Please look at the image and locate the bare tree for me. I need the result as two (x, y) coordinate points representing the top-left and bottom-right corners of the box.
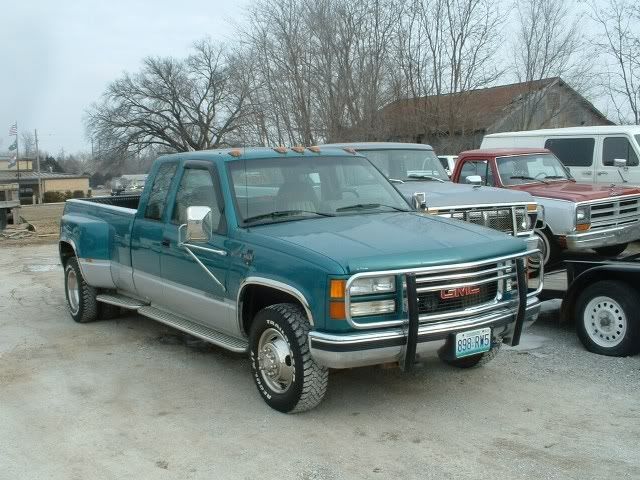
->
(391, 0), (506, 151)
(509, 0), (592, 130)
(20, 131), (35, 157)
(589, 0), (640, 124)
(86, 39), (255, 165)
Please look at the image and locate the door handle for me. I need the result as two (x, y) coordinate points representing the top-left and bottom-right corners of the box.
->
(161, 238), (170, 247)
(582, 171), (592, 176)
(597, 171), (608, 176)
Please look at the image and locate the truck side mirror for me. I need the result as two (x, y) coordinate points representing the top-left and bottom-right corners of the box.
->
(614, 158), (628, 169)
(412, 192), (427, 210)
(184, 205), (213, 243)
(466, 175), (482, 185)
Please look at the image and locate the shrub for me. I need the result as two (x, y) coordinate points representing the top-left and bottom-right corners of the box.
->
(72, 190), (85, 198)
(64, 190), (73, 200)
(43, 191), (66, 203)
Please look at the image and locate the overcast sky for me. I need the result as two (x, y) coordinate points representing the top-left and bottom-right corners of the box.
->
(0, 0), (247, 155)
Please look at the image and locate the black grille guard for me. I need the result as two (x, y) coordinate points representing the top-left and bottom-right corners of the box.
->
(402, 257), (527, 371)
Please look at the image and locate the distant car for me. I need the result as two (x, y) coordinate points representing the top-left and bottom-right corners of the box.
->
(438, 155), (458, 176)
(110, 186), (125, 196)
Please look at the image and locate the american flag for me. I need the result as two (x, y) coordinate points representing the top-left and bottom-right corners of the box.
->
(9, 122), (17, 136)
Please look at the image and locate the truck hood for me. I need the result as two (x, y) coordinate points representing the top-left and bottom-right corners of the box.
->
(510, 181), (640, 202)
(395, 181), (534, 208)
(250, 212), (527, 274)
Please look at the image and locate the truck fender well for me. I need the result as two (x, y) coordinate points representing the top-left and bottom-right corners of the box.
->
(560, 266), (640, 322)
(237, 278), (314, 336)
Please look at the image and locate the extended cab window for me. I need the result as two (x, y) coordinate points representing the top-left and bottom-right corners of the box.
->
(602, 137), (639, 167)
(544, 138), (594, 167)
(459, 160), (494, 185)
(172, 168), (223, 232)
(144, 162), (177, 220)
(363, 149), (449, 182)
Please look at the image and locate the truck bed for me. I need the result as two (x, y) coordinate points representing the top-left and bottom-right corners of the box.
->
(78, 194), (141, 210)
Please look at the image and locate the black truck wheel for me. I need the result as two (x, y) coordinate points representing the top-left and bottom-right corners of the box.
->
(575, 280), (640, 356)
(64, 257), (98, 323)
(249, 303), (328, 413)
(535, 228), (560, 266)
(594, 243), (628, 257)
(439, 342), (502, 368)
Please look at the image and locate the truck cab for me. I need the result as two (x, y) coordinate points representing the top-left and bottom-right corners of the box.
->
(453, 148), (640, 264)
(59, 147), (542, 413)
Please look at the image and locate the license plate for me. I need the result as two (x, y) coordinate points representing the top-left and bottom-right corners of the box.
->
(454, 328), (491, 358)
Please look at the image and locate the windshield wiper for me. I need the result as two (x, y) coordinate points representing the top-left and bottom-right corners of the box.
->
(243, 210), (335, 224)
(543, 175), (567, 180)
(336, 203), (409, 212)
(388, 178), (405, 184)
(405, 174), (445, 183)
(509, 175), (548, 184)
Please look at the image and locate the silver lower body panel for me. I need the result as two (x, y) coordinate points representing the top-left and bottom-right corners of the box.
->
(308, 297), (540, 369)
(565, 222), (640, 250)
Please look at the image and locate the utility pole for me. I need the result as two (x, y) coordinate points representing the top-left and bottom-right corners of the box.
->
(34, 129), (42, 204)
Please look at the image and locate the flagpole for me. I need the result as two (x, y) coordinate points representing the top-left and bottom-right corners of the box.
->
(35, 129), (42, 204)
(15, 121), (20, 182)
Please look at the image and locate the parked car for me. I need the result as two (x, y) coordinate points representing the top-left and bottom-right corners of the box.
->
(438, 155), (458, 176)
(452, 148), (640, 264)
(542, 256), (640, 357)
(481, 126), (640, 186)
(59, 146), (542, 413)
(323, 143), (542, 252)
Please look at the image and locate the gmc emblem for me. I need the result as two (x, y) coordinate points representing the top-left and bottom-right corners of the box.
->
(440, 286), (481, 300)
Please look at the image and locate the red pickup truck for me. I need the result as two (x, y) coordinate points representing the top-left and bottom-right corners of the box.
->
(451, 148), (640, 264)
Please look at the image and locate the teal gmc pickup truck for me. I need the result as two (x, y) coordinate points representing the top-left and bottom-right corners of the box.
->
(59, 147), (543, 413)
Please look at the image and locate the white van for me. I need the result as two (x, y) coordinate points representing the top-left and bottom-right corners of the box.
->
(481, 126), (640, 185)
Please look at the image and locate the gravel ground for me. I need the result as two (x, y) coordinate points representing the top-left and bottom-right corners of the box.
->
(0, 244), (639, 480)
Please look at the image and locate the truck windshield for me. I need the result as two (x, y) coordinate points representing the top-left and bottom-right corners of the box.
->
(496, 154), (572, 185)
(228, 155), (411, 225)
(360, 149), (450, 182)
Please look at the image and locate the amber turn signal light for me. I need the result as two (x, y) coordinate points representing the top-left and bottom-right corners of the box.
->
(329, 279), (346, 299)
(576, 223), (591, 232)
(329, 302), (346, 320)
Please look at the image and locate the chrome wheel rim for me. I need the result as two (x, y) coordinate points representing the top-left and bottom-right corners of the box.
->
(535, 231), (550, 265)
(257, 327), (294, 393)
(584, 296), (627, 348)
(66, 268), (80, 315)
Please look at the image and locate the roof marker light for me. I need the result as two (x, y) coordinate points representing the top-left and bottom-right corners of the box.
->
(291, 146), (305, 153)
(343, 147), (357, 155)
(273, 146), (288, 154)
(229, 149), (242, 157)
(308, 146), (321, 153)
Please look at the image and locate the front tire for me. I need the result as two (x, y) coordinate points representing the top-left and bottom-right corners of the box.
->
(575, 280), (640, 356)
(439, 342), (502, 368)
(64, 257), (98, 323)
(594, 243), (628, 257)
(535, 228), (560, 266)
(249, 303), (328, 413)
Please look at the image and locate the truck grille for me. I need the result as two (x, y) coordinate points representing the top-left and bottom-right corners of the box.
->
(435, 206), (529, 235)
(589, 196), (640, 229)
(413, 260), (516, 322)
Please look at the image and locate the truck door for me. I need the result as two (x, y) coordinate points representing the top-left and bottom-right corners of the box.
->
(544, 137), (596, 183)
(131, 161), (178, 303)
(159, 161), (237, 337)
(596, 135), (640, 185)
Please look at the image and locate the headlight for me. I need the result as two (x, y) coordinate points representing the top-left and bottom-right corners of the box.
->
(576, 205), (591, 225)
(350, 299), (396, 317)
(349, 275), (396, 295)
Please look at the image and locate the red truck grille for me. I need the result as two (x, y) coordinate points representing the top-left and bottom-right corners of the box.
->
(589, 196), (640, 229)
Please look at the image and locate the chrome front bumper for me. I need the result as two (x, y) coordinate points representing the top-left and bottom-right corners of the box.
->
(565, 222), (640, 250)
(308, 297), (541, 369)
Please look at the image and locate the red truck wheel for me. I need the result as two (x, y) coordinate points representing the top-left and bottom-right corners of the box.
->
(249, 303), (328, 413)
(575, 280), (640, 356)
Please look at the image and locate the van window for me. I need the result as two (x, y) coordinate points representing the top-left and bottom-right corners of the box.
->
(544, 138), (595, 167)
(602, 137), (639, 167)
(144, 162), (178, 220)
